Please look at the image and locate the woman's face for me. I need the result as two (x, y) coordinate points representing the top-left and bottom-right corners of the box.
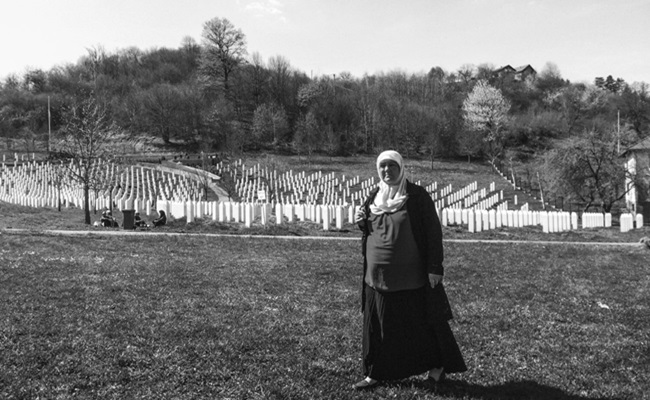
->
(378, 159), (401, 185)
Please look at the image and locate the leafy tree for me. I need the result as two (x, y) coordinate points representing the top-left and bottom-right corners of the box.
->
(619, 83), (650, 136)
(536, 62), (567, 94)
(508, 110), (563, 152)
(297, 81), (323, 108)
(296, 76), (358, 155)
(462, 80), (511, 162)
(545, 84), (607, 135)
(245, 52), (270, 108)
(324, 125), (340, 160)
(176, 83), (206, 141)
(201, 98), (242, 153)
(293, 110), (320, 163)
(595, 75), (626, 93)
(456, 127), (483, 163)
(23, 69), (48, 93)
(252, 103), (289, 145)
(47, 64), (92, 99)
(0, 80), (52, 149)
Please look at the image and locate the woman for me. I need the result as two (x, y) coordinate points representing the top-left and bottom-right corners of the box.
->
(353, 150), (466, 390)
(152, 210), (167, 227)
(100, 210), (119, 228)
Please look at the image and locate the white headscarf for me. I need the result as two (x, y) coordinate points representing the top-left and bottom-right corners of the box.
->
(370, 150), (408, 215)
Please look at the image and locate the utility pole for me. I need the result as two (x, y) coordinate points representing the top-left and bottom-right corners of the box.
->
(617, 109), (620, 154)
(47, 96), (51, 156)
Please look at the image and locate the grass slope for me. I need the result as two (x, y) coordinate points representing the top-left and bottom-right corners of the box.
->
(1, 232), (648, 399)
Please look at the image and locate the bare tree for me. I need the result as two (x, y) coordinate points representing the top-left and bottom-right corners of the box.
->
(200, 17), (247, 98)
(55, 95), (121, 224)
(268, 55), (292, 106)
(139, 83), (181, 143)
(248, 52), (269, 108)
(44, 159), (68, 212)
(538, 128), (637, 212)
(188, 153), (217, 201)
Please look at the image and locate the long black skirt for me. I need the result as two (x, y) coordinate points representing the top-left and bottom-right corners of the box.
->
(362, 284), (467, 380)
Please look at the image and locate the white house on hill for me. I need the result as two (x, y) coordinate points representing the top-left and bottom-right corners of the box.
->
(622, 136), (650, 217)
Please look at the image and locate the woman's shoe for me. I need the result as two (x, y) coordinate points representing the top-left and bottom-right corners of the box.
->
(427, 368), (445, 383)
(352, 377), (378, 390)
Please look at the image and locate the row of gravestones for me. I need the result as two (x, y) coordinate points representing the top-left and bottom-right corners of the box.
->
(2, 155), (540, 219)
(4, 180), (644, 234)
(0, 161), (207, 212)
(620, 213), (644, 232)
(157, 199), (356, 230)
(151, 197), (645, 234)
(223, 160), (507, 210)
(13, 158), (641, 234)
(443, 208), (644, 233)
(229, 161), (504, 213)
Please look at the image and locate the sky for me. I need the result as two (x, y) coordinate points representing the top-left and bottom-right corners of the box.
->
(1, 0), (649, 84)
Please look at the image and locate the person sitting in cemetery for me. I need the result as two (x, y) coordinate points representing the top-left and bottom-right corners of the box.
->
(352, 150), (466, 390)
(134, 212), (147, 228)
(152, 210), (167, 227)
(100, 210), (119, 228)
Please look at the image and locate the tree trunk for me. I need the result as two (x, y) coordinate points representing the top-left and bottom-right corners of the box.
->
(163, 127), (170, 143)
(537, 172), (545, 210)
(603, 200), (612, 213)
(84, 185), (91, 225)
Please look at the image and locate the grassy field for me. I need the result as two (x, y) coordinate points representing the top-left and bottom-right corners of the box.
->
(1, 229), (648, 399)
(2, 155), (649, 399)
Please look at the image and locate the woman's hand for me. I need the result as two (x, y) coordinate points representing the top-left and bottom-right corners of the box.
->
(354, 206), (366, 223)
(429, 273), (443, 287)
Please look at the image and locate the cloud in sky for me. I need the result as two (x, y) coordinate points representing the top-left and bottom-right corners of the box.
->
(245, 0), (287, 23)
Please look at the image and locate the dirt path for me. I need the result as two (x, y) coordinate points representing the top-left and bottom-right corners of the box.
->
(2, 228), (646, 247)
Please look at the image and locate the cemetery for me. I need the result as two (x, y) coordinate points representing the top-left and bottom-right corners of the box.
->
(1, 151), (646, 234)
(1, 3), (649, 398)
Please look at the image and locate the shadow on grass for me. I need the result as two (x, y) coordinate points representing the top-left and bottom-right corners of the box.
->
(392, 378), (623, 400)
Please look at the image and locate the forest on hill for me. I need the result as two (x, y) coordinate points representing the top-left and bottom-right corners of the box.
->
(1, 17), (649, 212)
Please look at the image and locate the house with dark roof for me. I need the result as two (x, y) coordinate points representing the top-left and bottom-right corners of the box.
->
(493, 64), (537, 81)
(513, 65), (537, 80)
(622, 136), (650, 217)
(494, 65), (516, 77)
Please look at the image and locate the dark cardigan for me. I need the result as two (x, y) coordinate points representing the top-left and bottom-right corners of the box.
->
(359, 180), (445, 312)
